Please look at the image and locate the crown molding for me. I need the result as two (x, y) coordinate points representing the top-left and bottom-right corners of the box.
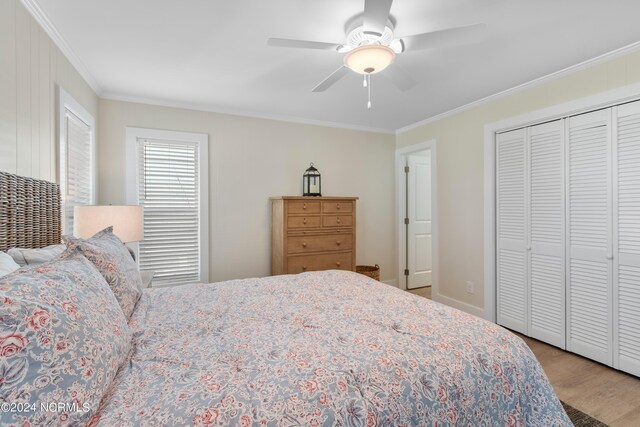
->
(20, 0), (102, 95)
(395, 40), (640, 135)
(100, 92), (396, 135)
(20, 0), (640, 136)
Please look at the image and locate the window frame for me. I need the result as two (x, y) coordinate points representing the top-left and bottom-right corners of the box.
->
(57, 86), (96, 235)
(125, 127), (210, 285)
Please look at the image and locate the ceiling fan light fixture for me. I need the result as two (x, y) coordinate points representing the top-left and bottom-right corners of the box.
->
(343, 45), (395, 74)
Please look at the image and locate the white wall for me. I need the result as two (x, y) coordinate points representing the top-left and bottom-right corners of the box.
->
(0, 0), (98, 182)
(9, 0), (640, 303)
(397, 49), (640, 312)
(98, 99), (396, 283)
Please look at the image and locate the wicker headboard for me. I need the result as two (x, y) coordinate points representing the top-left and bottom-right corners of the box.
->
(0, 172), (62, 252)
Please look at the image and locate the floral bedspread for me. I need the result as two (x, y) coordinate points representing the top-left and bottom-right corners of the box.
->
(91, 270), (570, 426)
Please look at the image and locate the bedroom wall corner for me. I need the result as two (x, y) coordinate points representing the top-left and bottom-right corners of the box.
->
(396, 47), (640, 316)
(0, 0), (99, 183)
(97, 99), (397, 284)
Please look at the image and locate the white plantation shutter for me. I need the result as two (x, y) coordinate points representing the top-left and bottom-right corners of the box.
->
(614, 101), (640, 376)
(566, 109), (613, 365)
(496, 128), (528, 334)
(137, 139), (202, 286)
(59, 90), (95, 234)
(528, 120), (565, 348)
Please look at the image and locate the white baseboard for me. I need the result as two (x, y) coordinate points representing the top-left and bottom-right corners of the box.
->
(432, 292), (484, 318)
(382, 279), (398, 287)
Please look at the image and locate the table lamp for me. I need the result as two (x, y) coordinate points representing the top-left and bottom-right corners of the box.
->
(73, 205), (144, 258)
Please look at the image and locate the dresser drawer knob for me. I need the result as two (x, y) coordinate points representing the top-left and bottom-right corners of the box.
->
(303, 218), (307, 224)
(302, 242), (307, 247)
(336, 262), (341, 267)
(336, 240), (341, 246)
(302, 266), (307, 271)
(337, 218), (341, 223)
(303, 203), (307, 210)
(336, 203), (341, 210)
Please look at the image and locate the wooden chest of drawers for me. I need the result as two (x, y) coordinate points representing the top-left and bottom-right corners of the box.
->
(271, 196), (357, 276)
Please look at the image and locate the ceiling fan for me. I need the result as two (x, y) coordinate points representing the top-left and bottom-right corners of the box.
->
(267, 0), (486, 108)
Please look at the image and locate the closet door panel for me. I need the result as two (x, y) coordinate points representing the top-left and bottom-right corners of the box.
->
(529, 120), (565, 348)
(615, 101), (640, 375)
(496, 128), (528, 334)
(567, 109), (613, 366)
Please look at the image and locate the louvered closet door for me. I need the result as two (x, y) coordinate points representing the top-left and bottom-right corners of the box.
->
(528, 120), (565, 348)
(496, 128), (528, 334)
(567, 109), (613, 365)
(614, 101), (640, 376)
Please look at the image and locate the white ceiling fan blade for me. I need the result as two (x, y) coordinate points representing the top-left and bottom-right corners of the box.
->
(267, 38), (341, 51)
(402, 23), (487, 51)
(382, 65), (418, 91)
(312, 66), (350, 92)
(363, 0), (393, 36)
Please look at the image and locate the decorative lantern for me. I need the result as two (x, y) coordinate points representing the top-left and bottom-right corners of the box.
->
(303, 163), (322, 197)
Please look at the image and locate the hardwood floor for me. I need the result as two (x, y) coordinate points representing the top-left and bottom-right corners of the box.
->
(407, 286), (431, 299)
(407, 287), (640, 426)
(519, 335), (640, 426)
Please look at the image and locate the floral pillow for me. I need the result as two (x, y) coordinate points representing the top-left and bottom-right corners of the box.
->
(0, 250), (131, 426)
(64, 227), (143, 320)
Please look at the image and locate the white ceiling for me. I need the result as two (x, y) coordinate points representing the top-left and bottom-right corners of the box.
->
(35, 0), (640, 132)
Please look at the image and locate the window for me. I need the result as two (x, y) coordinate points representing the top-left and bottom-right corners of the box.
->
(58, 87), (96, 234)
(126, 128), (209, 286)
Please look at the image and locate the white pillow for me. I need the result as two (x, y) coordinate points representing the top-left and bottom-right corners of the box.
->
(7, 244), (66, 266)
(0, 251), (20, 277)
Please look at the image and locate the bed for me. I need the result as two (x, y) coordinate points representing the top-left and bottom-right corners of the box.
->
(0, 172), (571, 426)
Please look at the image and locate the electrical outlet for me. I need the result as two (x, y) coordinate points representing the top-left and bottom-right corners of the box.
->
(466, 281), (475, 294)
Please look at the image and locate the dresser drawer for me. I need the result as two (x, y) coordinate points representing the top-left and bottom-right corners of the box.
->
(322, 201), (353, 214)
(322, 215), (353, 228)
(287, 215), (321, 229)
(287, 234), (353, 254)
(287, 201), (321, 214)
(287, 252), (353, 274)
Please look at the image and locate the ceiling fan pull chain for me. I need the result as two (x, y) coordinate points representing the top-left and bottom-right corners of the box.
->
(367, 74), (372, 109)
(363, 75), (368, 88)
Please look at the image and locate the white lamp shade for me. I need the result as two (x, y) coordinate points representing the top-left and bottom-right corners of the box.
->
(74, 205), (144, 243)
(343, 45), (395, 74)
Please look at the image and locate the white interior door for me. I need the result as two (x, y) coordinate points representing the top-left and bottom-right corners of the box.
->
(566, 109), (613, 366)
(528, 120), (566, 348)
(407, 150), (432, 289)
(496, 128), (528, 334)
(614, 101), (640, 376)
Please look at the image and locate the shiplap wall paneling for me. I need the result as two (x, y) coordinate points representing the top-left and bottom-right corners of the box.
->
(566, 109), (613, 366)
(0, 0), (17, 173)
(528, 120), (566, 348)
(0, 0), (97, 182)
(9, 0), (54, 180)
(614, 100), (640, 376)
(496, 128), (529, 334)
(16, 3), (32, 177)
